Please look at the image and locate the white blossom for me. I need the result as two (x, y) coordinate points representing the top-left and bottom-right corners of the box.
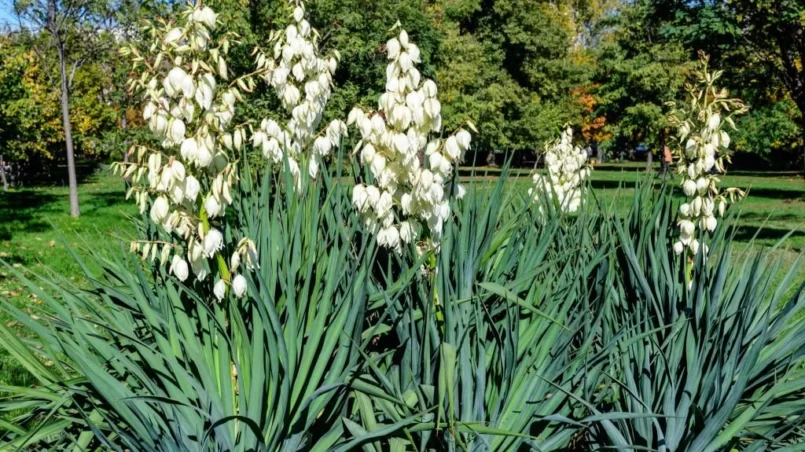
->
(184, 176), (201, 202)
(170, 256), (190, 281)
(164, 28), (183, 44)
(214, 279), (226, 300)
(205, 195), (222, 218)
(194, 6), (216, 28)
(348, 28), (471, 253)
(150, 196), (170, 223)
(203, 228), (224, 258)
(667, 54), (747, 260)
(232, 274), (248, 297)
(168, 119), (186, 144)
(253, 4), (343, 188)
(528, 127), (590, 214)
(230, 252), (241, 273)
(683, 180), (697, 197)
(116, 2), (256, 285)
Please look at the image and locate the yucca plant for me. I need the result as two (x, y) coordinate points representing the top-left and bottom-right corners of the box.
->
(590, 181), (805, 451)
(2, 1), (804, 443)
(0, 161), (374, 450)
(333, 172), (630, 451)
(3, 167), (805, 451)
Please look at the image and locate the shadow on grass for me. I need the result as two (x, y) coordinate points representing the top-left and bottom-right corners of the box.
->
(590, 178), (669, 191)
(0, 173), (128, 243)
(730, 170), (804, 178)
(743, 187), (805, 201)
(589, 178), (805, 200)
(732, 225), (805, 248)
(0, 191), (58, 240)
(740, 212), (805, 222)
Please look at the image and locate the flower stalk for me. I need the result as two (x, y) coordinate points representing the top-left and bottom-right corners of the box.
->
(667, 52), (748, 265)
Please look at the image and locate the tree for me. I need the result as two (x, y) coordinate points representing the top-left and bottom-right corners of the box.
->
(473, 0), (593, 151)
(711, 0), (805, 171)
(0, 34), (66, 169)
(643, 0), (805, 170)
(434, 1), (523, 154)
(594, 0), (689, 168)
(572, 84), (610, 162)
(12, 0), (114, 216)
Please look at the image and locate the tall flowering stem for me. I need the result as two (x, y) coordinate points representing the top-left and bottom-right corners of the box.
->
(528, 126), (591, 214)
(114, 2), (258, 299)
(667, 52), (748, 277)
(251, 1), (347, 189)
(348, 26), (474, 254)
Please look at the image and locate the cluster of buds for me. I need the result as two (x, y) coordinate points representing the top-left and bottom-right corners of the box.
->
(348, 27), (473, 253)
(115, 2), (260, 299)
(667, 53), (748, 258)
(528, 127), (591, 214)
(252, 2), (347, 186)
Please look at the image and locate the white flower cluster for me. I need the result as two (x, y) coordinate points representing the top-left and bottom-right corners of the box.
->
(116, 3), (258, 299)
(668, 56), (747, 258)
(252, 2), (347, 187)
(528, 127), (590, 214)
(348, 29), (472, 253)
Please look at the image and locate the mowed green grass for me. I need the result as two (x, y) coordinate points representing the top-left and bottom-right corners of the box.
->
(591, 162), (805, 249)
(0, 170), (138, 386)
(0, 163), (803, 387)
(465, 162), (805, 249)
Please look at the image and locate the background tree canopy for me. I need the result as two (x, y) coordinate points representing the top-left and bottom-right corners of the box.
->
(1, 0), (804, 179)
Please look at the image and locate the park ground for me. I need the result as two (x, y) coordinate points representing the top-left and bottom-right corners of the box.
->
(0, 162), (803, 386)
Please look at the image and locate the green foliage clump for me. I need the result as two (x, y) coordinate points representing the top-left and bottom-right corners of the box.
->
(2, 165), (804, 449)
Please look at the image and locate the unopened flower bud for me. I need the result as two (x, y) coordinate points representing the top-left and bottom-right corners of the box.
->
(293, 6), (304, 22)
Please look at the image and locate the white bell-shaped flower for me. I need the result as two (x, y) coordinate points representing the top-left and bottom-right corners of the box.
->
(213, 279), (226, 300)
(232, 274), (247, 297)
(150, 196), (170, 223)
(203, 228), (224, 257)
(170, 256), (190, 281)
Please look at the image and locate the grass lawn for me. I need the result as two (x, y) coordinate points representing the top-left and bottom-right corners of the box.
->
(0, 170), (138, 387)
(464, 162), (805, 249)
(0, 163), (803, 387)
(591, 162), (805, 249)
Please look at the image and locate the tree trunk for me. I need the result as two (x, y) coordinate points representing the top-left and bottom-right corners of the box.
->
(799, 116), (805, 177)
(122, 114), (131, 192)
(58, 42), (80, 217)
(645, 146), (653, 171)
(0, 156), (8, 192)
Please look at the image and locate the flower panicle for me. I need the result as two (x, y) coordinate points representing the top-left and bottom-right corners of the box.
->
(114, 2), (258, 298)
(668, 54), (748, 261)
(251, 1), (346, 188)
(528, 126), (591, 215)
(347, 28), (472, 254)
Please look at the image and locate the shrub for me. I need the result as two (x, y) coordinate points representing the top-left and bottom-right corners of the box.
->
(2, 2), (805, 450)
